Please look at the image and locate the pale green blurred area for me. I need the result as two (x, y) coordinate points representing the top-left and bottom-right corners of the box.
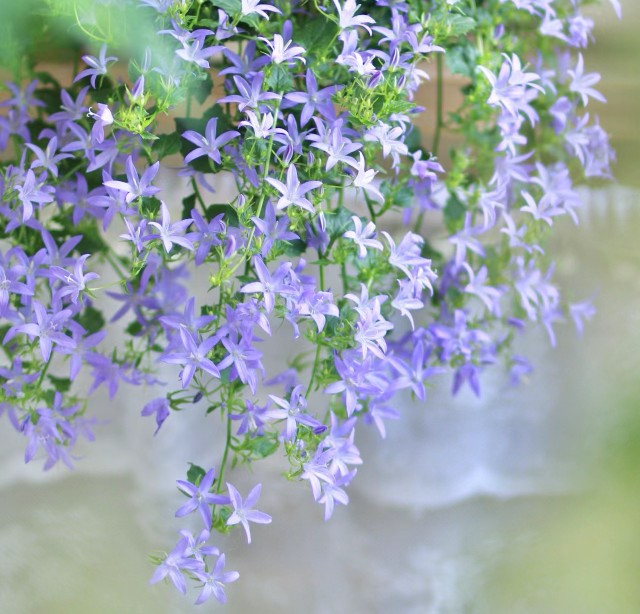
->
(1, 2), (640, 613)
(479, 3), (640, 608)
(584, 0), (640, 188)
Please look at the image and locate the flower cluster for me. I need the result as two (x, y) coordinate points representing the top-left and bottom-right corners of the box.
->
(0, 0), (618, 604)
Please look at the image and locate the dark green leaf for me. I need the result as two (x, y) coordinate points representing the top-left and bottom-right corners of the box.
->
(265, 64), (294, 94)
(48, 375), (72, 393)
(447, 14), (477, 37)
(153, 132), (182, 159)
(324, 206), (353, 240)
(186, 463), (206, 486)
(443, 193), (467, 234)
(76, 305), (106, 335)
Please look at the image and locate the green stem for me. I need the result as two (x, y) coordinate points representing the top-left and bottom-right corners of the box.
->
(104, 250), (127, 281)
(363, 192), (377, 224)
(230, 96), (282, 277)
(216, 404), (233, 494)
(305, 343), (323, 398)
(432, 52), (444, 157)
(340, 261), (348, 295)
(36, 352), (54, 391)
(191, 177), (206, 211)
(305, 260), (325, 398)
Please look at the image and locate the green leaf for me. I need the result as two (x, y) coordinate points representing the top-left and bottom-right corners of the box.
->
(279, 238), (307, 257)
(186, 462), (206, 486)
(76, 305), (106, 335)
(447, 14), (477, 37)
(445, 44), (478, 79)
(140, 196), (162, 220)
(324, 207), (353, 240)
(181, 193), (197, 220)
(265, 64), (294, 94)
(297, 18), (339, 56)
(153, 132), (182, 159)
(206, 203), (239, 227)
(443, 193), (467, 234)
(126, 320), (143, 337)
(48, 375), (72, 393)
(209, 0), (241, 17)
(193, 72), (214, 105)
(250, 434), (279, 459)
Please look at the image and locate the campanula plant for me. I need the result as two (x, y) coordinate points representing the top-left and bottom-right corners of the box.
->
(0, 0), (619, 604)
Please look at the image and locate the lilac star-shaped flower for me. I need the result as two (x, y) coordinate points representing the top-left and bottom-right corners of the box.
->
(175, 467), (230, 529)
(225, 483), (272, 544)
(182, 117), (240, 165)
(193, 554), (240, 605)
(73, 44), (117, 88)
(240, 256), (297, 313)
(266, 165), (322, 213)
(103, 156), (161, 203)
(146, 203), (194, 253)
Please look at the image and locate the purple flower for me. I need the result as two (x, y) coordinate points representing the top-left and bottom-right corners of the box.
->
(87, 103), (114, 144)
(478, 54), (543, 124)
(180, 528), (219, 561)
(103, 156), (161, 203)
(241, 0), (281, 18)
(219, 73), (280, 112)
(149, 535), (203, 595)
(568, 53), (606, 107)
(147, 203), (194, 253)
(16, 169), (55, 222)
(182, 117), (240, 165)
(391, 281), (423, 329)
(267, 385), (324, 441)
(463, 264), (503, 316)
(333, 0), (376, 34)
(141, 397), (170, 435)
(175, 467), (230, 529)
(260, 34), (306, 65)
(389, 341), (444, 401)
(266, 165), (322, 213)
(311, 125), (362, 171)
(225, 483), (272, 543)
(176, 38), (224, 69)
(9, 301), (75, 362)
(161, 328), (221, 388)
(351, 298), (393, 359)
(230, 399), (269, 436)
(73, 44), (117, 88)
(84, 353), (130, 399)
(193, 554), (239, 605)
(284, 69), (340, 126)
(188, 209), (226, 265)
(350, 153), (384, 201)
(240, 256), (297, 313)
(251, 201), (298, 257)
(569, 299), (596, 336)
(318, 469), (354, 520)
(217, 334), (263, 394)
(26, 136), (72, 178)
(0, 263), (33, 316)
(50, 254), (99, 305)
(343, 216), (383, 258)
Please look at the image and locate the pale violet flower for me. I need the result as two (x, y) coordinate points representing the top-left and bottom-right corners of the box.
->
(241, 0), (281, 19)
(350, 153), (384, 202)
(343, 216), (383, 258)
(260, 34), (306, 65)
(225, 483), (272, 544)
(266, 165), (322, 213)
